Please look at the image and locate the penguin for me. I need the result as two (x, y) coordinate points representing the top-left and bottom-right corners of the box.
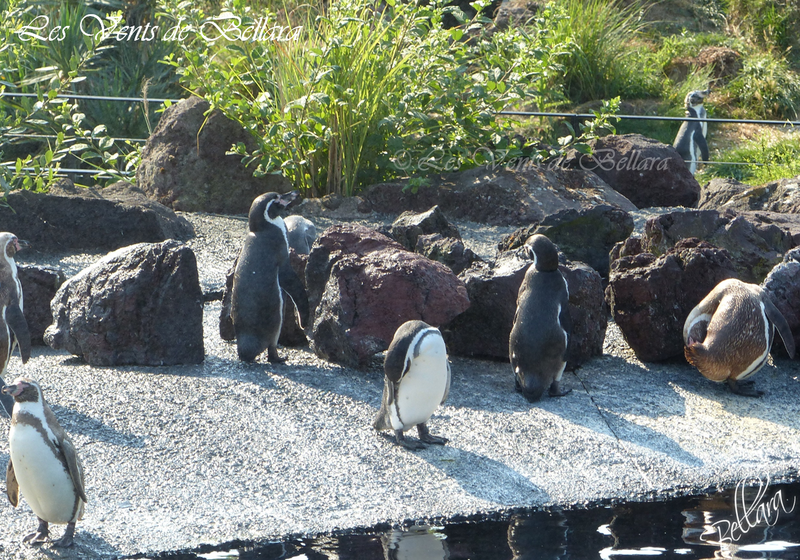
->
(509, 234), (572, 402)
(684, 278), (796, 397)
(673, 89), (711, 174)
(284, 215), (317, 255)
(373, 320), (451, 450)
(231, 192), (310, 363)
(0, 232), (31, 418)
(3, 377), (87, 547)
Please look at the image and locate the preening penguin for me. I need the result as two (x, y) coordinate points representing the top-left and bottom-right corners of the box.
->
(509, 234), (572, 402)
(0, 232), (31, 417)
(4, 378), (87, 547)
(684, 278), (796, 397)
(231, 192), (310, 363)
(373, 321), (451, 450)
(673, 89), (711, 174)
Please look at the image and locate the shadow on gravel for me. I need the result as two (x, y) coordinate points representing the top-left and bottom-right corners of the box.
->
(52, 405), (146, 448)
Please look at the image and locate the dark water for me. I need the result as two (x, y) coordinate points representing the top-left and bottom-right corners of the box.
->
(161, 479), (800, 560)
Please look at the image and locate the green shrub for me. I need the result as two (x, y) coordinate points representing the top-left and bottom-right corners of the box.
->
(699, 131), (800, 183)
(727, 52), (800, 119)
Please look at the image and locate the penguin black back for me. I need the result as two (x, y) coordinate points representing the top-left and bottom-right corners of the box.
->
(509, 235), (571, 402)
(0, 232), (31, 417)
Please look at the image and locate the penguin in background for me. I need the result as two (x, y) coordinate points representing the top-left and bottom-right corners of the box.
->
(684, 278), (796, 397)
(4, 377), (87, 547)
(231, 192), (310, 363)
(284, 215), (317, 255)
(0, 232), (31, 417)
(673, 89), (711, 174)
(373, 321), (451, 450)
(509, 235), (571, 402)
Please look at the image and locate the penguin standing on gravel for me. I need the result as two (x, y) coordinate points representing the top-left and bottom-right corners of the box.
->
(684, 278), (796, 397)
(4, 377), (87, 547)
(231, 192), (310, 363)
(673, 89), (711, 174)
(0, 232), (31, 417)
(509, 234), (572, 402)
(373, 320), (451, 450)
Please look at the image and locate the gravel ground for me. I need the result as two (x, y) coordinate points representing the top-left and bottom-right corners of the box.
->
(1, 211), (799, 559)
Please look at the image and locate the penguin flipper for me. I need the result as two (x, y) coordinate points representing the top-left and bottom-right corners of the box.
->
(696, 132), (709, 162)
(441, 361), (451, 405)
(6, 458), (19, 507)
(5, 302), (31, 363)
(763, 298), (796, 358)
(372, 379), (394, 431)
(60, 437), (88, 504)
(279, 262), (310, 329)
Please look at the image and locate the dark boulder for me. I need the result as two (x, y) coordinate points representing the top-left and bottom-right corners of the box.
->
(762, 247), (800, 357)
(643, 209), (793, 283)
(699, 176), (800, 213)
(386, 206), (461, 251)
(306, 224), (470, 367)
(136, 96), (291, 214)
(18, 265), (65, 346)
(415, 234), (480, 276)
(497, 205), (634, 277)
(44, 240), (204, 366)
(442, 250), (606, 368)
(606, 239), (738, 362)
(0, 181), (194, 252)
(360, 165), (636, 226)
(564, 134), (700, 209)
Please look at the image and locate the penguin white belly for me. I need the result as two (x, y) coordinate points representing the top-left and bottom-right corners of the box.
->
(9, 424), (81, 523)
(391, 354), (449, 431)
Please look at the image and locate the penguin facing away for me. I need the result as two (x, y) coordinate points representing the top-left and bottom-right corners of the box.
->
(684, 278), (796, 397)
(4, 377), (87, 547)
(0, 232), (31, 417)
(509, 234), (572, 402)
(373, 320), (451, 450)
(231, 192), (310, 363)
(673, 89), (711, 175)
(284, 215), (317, 255)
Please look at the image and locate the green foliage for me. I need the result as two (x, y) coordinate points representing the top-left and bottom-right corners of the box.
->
(171, 0), (569, 196)
(698, 131), (800, 183)
(726, 0), (800, 54)
(727, 52), (800, 119)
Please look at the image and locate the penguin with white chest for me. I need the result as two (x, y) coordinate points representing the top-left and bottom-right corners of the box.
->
(684, 278), (796, 397)
(509, 235), (572, 402)
(231, 192), (310, 363)
(4, 377), (87, 547)
(0, 232), (31, 417)
(373, 321), (451, 450)
(673, 89), (711, 174)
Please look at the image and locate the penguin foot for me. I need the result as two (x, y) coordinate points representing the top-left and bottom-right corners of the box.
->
(417, 423), (448, 445)
(394, 430), (427, 451)
(51, 523), (76, 548)
(22, 518), (48, 545)
(267, 347), (285, 364)
(727, 379), (764, 398)
(548, 381), (572, 398)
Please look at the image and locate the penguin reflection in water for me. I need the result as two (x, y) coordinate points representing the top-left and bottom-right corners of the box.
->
(231, 192), (310, 363)
(4, 378), (87, 547)
(0, 232), (31, 417)
(684, 278), (796, 397)
(374, 321), (451, 450)
(510, 235), (572, 402)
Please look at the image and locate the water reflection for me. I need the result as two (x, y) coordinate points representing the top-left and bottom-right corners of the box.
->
(177, 481), (800, 560)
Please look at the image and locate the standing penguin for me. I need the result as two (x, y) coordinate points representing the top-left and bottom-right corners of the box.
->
(509, 235), (572, 402)
(673, 89), (711, 174)
(373, 321), (451, 450)
(0, 232), (31, 417)
(231, 192), (310, 363)
(4, 377), (87, 547)
(284, 215), (317, 255)
(684, 278), (796, 397)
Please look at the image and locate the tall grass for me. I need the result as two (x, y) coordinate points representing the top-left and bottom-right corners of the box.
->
(699, 132), (800, 183)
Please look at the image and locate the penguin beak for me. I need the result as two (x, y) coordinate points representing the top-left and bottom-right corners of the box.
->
(14, 238), (30, 252)
(277, 191), (300, 209)
(2, 383), (23, 397)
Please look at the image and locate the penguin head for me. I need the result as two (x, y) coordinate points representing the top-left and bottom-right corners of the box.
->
(524, 234), (559, 272)
(0, 232), (28, 260)
(248, 191), (300, 232)
(684, 89), (710, 110)
(2, 377), (41, 404)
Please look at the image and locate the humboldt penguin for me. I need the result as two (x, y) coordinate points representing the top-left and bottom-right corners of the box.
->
(4, 377), (87, 547)
(509, 234), (572, 402)
(673, 89), (711, 174)
(284, 215), (317, 255)
(684, 278), (796, 397)
(0, 232), (31, 417)
(231, 192), (310, 363)
(373, 320), (451, 450)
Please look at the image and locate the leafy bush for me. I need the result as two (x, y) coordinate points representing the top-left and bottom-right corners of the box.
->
(699, 131), (800, 183)
(727, 52), (800, 119)
(170, 0), (570, 196)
